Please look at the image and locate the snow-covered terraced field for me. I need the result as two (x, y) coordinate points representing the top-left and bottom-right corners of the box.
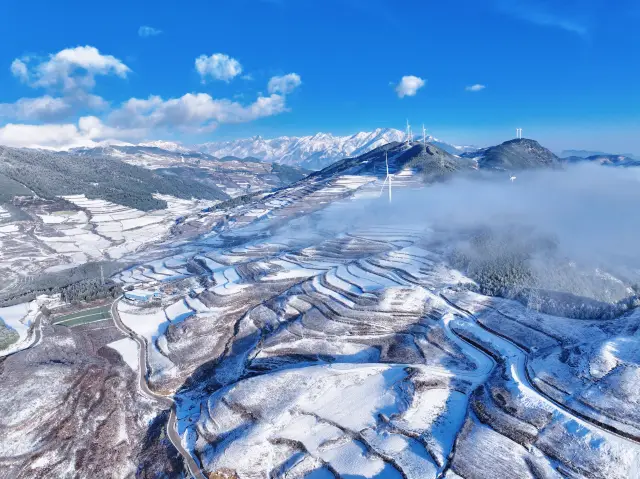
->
(0, 193), (221, 293)
(110, 192), (640, 479)
(61, 194), (217, 260)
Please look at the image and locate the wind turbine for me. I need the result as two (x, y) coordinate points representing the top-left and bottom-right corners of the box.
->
(510, 173), (517, 182)
(405, 119), (413, 146)
(422, 124), (427, 148)
(379, 151), (393, 203)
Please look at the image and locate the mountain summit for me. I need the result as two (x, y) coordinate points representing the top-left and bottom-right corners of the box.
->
(462, 138), (560, 171)
(315, 140), (474, 183)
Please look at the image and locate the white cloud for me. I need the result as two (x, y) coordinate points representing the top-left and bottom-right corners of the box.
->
(78, 115), (146, 141)
(0, 85), (290, 149)
(2, 46), (127, 122)
(0, 123), (100, 150)
(465, 84), (486, 92)
(0, 49), (302, 147)
(0, 122), (94, 150)
(195, 53), (242, 83)
(109, 91), (288, 132)
(395, 75), (425, 98)
(10, 59), (28, 82)
(267, 73), (302, 95)
(77, 92), (109, 110)
(0, 91), (108, 122)
(0, 116), (145, 150)
(138, 26), (162, 37)
(0, 96), (71, 121)
(12, 46), (131, 91)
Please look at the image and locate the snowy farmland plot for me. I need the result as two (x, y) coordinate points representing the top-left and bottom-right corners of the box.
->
(0, 194), (222, 304)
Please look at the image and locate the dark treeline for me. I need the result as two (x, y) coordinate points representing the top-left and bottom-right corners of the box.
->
(0, 146), (227, 211)
(203, 191), (266, 212)
(0, 261), (128, 307)
(0, 173), (32, 203)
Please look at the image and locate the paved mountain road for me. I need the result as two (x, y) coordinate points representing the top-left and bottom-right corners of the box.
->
(110, 298), (207, 479)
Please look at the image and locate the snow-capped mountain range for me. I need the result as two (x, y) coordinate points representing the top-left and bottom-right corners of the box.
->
(192, 128), (476, 170)
(22, 128), (474, 171)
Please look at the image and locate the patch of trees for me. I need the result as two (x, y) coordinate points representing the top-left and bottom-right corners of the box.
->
(204, 191), (265, 212)
(451, 248), (535, 298)
(0, 202), (32, 222)
(0, 261), (128, 307)
(0, 319), (20, 351)
(0, 173), (32, 203)
(271, 163), (309, 184)
(449, 225), (640, 320)
(449, 225), (544, 298)
(60, 278), (122, 303)
(0, 146), (227, 211)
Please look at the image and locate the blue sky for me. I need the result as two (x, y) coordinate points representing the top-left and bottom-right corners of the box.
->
(0, 0), (638, 153)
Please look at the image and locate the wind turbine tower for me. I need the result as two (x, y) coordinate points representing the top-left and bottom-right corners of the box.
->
(379, 151), (393, 203)
(516, 128), (523, 139)
(422, 124), (427, 148)
(406, 119), (413, 146)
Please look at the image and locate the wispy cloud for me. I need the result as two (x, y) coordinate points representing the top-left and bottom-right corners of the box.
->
(493, 0), (590, 37)
(466, 84), (486, 92)
(138, 26), (162, 38)
(268, 73), (301, 95)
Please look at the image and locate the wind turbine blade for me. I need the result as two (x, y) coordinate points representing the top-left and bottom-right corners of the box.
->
(379, 176), (389, 196)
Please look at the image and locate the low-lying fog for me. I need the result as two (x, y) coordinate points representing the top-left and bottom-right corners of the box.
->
(274, 163), (640, 315)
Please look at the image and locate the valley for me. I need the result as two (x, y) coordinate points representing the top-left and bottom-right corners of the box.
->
(1, 138), (639, 478)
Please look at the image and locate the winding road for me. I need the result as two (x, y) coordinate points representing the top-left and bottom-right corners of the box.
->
(440, 291), (640, 447)
(110, 298), (207, 479)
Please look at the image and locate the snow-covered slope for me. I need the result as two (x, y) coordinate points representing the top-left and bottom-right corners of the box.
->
(195, 128), (476, 170)
(138, 140), (191, 153)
